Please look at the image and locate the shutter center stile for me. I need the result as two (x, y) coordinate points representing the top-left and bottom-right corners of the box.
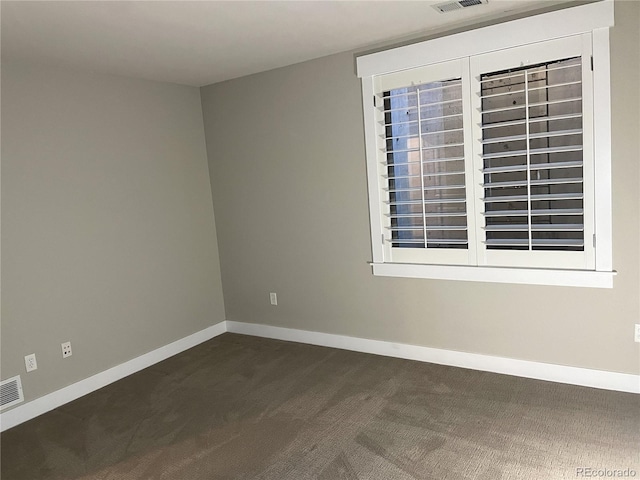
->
(416, 87), (429, 249)
(524, 68), (533, 251)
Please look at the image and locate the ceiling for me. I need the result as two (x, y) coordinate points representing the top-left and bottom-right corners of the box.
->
(1, 0), (573, 87)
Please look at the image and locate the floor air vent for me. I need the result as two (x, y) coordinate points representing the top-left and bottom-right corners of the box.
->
(1, 375), (24, 410)
(433, 0), (488, 13)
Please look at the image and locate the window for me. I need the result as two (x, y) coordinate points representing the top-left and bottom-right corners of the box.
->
(378, 59), (473, 266)
(358, 1), (614, 287)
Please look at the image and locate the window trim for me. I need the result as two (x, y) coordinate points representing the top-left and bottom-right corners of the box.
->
(357, 0), (615, 288)
(357, 1), (614, 78)
(371, 263), (615, 289)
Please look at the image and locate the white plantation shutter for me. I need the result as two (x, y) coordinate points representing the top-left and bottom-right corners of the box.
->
(369, 37), (595, 270)
(358, 2), (614, 285)
(471, 35), (595, 270)
(374, 60), (476, 265)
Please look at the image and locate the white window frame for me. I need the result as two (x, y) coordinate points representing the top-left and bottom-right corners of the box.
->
(357, 0), (615, 288)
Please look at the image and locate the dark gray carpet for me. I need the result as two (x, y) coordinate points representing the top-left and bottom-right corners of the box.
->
(1, 333), (638, 479)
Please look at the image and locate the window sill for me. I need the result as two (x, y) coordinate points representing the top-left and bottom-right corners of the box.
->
(370, 263), (616, 288)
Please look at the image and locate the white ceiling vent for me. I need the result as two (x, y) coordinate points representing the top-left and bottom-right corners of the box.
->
(1, 375), (24, 410)
(433, 0), (488, 13)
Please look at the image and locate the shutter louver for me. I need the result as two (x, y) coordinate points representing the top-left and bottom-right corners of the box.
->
(380, 79), (468, 249)
(480, 57), (585, 251)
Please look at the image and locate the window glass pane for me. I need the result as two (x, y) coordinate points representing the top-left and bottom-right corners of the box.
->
(382, 79), (467, 249)
(481, 57), (584, 252)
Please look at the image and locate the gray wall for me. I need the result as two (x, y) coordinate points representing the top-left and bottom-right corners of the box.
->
(1, 61), (226, 405)
(201, 0), (640, 375)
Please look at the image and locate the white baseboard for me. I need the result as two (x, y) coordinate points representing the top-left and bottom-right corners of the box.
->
(226, 321), (640, 395)
(0, 322), (227, 432)
(3, 319), (637, 432)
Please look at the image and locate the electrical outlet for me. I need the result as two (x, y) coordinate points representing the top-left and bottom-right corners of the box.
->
(269, 292), (277, 306)
(24, 353), (38, 372)
(635, 324), (640, 343)
(61, 341), (72, 358)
